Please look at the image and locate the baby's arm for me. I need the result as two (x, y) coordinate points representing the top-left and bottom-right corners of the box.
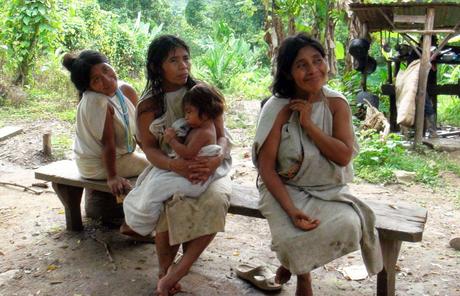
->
(167, 127), (213, 160)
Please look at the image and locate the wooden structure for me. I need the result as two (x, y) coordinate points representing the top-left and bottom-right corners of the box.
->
(350, 2), (460, 146)
(35, 160), (428, 296)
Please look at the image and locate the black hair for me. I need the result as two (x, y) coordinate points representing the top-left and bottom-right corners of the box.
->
(62, 50), (109, 99)
(272, 33), (326, 99)
(182, 83), (225, 120)
(140, 35), (196, 117)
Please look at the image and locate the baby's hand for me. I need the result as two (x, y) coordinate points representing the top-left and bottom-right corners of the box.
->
(164, 128), (177, 144)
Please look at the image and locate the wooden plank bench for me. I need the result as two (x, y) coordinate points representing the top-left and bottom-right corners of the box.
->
(35, 160), (427, 296)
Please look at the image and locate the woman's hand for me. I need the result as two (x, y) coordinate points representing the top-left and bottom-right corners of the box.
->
(107, 176), (132, 196)
(188, 154), (222, 184)
(163, 127), (176, 144)
(169, 158), (192, 179)
(288, 208), (320, 231)
(289, 99), (313, 130)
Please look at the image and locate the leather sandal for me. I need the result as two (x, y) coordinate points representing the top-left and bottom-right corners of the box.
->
(236, 264), (282, 291)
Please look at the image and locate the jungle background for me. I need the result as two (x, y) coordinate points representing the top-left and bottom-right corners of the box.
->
(1, 0), (460, 189)
(1, 1), (460, 295)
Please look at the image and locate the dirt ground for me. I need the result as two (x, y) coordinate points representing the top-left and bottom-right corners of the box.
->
(1, 101), (460, 295)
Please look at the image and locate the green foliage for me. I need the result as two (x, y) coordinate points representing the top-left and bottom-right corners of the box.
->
(436, 64), (460, 125)
(328, 70), (361, 100)
(227, 68), (271, 99)
(208, 0), (265, 42)
(60, 1), (161, 78)
(335, 41), (345, 60)
(98, 0), (174, 29)
(438, 95), (460, 126)
(354, 131), (460, 186)
(1, 0), (60, 85)
(185, 0), (207, 28)
(0, 49), (77, 125)
(51, 133), (73, 160)
(195, 22), (264, 91)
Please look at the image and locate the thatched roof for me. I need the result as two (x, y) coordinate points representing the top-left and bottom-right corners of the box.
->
(349, 2), (460, 32)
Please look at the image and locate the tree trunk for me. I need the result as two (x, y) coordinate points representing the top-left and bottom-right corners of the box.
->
(264, 1), (285, 76)
(343, 0), (365, 72)
(325, 0), (337, 77)
(288, 17), (296, 36)
(14, 23), (39, 86)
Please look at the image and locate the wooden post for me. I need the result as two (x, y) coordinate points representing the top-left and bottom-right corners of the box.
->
(43, 132), (52, 156)
(52, 183), (84, 231)
(377, 236), (402, 296)
(414, 8), (435, 147)
(360, 22), (369, 92)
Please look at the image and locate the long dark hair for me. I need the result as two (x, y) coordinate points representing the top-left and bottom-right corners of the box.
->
(272, 33), (325, 99)
(182, 83), (225, 120)
(141, 35), (196, 117)
(62, 50), (109, 99)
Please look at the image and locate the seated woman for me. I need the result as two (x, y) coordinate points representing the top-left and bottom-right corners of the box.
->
(252, 33), (382, 295)
(62, 51), (149, 216)
(122, 83), (226, 237)
(133, 35), (232, 295)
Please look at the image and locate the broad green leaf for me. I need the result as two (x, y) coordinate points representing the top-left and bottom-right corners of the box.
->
(335, 41), (344, 60)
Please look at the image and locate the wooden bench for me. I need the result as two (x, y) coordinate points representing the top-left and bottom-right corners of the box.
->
(35, 160), (427, 296)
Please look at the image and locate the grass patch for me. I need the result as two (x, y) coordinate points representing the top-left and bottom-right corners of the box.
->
(0, 85), (77, 125)
(438, 95), (460, 127)
(51, 133), (73, 160)
(354, 131), (460, 186)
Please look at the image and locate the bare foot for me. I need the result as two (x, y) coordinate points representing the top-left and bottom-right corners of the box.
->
(157, 274), (181, 296)
(275, 265), (292, 285)
(157, 269), (181, 295)
(120, 222), (155, 243)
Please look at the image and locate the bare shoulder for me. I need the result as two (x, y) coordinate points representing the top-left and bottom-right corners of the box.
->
(273, 104), (292, 126)
(188, 125), (216, 144)
(326, 96), (350, 115)
(120, 83), (138, 105)
(137, 99), (155, 115)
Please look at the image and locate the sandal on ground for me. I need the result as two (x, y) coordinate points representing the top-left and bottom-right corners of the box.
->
(235, 264), (282, 291)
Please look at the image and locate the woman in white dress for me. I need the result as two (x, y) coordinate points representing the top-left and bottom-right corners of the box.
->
(253, 33), (382, 295)
(132, 35), (232, 295)
(62, 50), (148, 197)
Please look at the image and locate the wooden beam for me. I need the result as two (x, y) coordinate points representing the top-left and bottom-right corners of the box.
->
(394, 29), (456, 34)
(431, 21), (460, 61)
(414, 8), (435, 147)
(0, 126), (23, 142)
(394, 15), (426, 24)
(430, 84), (460, 96)
(377, 8), (422, 58)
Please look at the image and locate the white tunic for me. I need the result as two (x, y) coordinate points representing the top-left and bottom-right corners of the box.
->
(252, 86), (383, 275)
(74, 84), (145, 179)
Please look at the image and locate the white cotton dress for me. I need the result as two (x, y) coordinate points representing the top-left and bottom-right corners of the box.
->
(124, 87), (233, 244)
(73, 83), (147, 179)
(252, 86), (383, 275)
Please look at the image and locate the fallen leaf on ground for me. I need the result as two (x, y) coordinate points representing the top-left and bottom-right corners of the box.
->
(339, 265), (368, 281)
(47, 264), (59, 272)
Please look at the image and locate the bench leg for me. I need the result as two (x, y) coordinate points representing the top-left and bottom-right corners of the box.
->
(52, 183), (84, 231)
(377, 236), (402, 296)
